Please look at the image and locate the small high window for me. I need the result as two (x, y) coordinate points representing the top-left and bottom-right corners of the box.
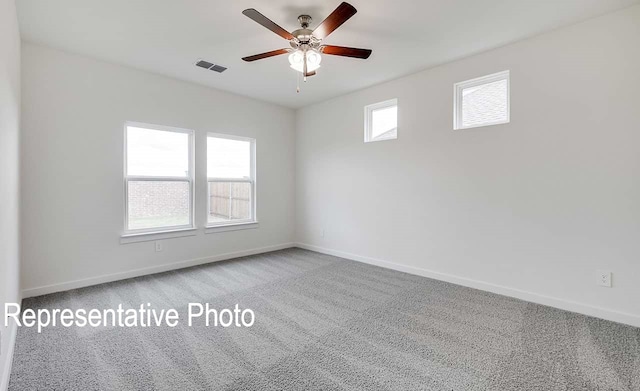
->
(454, 70), (510, 130)
(365, 99), (398, 142)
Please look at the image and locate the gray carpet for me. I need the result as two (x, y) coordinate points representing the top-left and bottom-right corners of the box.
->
(9, 248), (640, 390)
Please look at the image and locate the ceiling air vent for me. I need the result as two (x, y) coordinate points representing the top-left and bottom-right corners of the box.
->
(210, 65), (227, 73)
(195, 59), (227, 73)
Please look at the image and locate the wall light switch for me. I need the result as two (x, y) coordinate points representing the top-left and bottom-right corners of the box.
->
(155, 241), (163, 252)
(596, 270), (612, 287)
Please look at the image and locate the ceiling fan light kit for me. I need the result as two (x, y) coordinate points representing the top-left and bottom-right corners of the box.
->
(241, 2), (372, 92)
(288, 50), (321, 73)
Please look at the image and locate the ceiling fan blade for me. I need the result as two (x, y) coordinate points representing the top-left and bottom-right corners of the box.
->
(320, 45), (372, 59)
(313, 2), (357, 40)
(242, 9), (294, 40)
(242, 49), (290, 62)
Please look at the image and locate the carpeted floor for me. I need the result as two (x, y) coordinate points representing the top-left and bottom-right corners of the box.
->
(9, 248), (640, 390)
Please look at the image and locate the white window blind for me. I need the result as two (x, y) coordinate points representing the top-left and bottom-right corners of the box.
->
(454, 71), (510, 130)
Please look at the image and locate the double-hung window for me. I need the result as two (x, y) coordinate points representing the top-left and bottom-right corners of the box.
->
(124, 123), (195, 234)
(207, 133), (256, 227)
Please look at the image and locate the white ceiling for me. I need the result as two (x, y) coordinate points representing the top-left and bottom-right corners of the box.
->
(17, 0), (638, 108)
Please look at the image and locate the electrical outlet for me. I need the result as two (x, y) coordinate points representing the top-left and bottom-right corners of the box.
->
(596, 270), (612, 287)
(155, 241), (163, 252)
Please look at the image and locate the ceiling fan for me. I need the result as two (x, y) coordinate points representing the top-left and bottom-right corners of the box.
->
(241, 2), (372, 81)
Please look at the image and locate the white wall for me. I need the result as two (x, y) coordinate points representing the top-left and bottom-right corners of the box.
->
(0, 0), (21, 388)
(20, 43), (296, 294)
(296, 6), (640, 326)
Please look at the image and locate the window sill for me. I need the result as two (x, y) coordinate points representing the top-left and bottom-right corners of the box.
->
(454, 119), (510, 131)
(205, 222), (259, 234)
(365, 134), (397, 143)
(120, 227), (198, 244)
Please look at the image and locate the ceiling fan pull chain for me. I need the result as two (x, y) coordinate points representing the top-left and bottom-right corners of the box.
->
(303, 48), (308, 82)
(296, 72), (300, 93)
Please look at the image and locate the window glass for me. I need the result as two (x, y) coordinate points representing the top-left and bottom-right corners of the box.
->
(127, 126), (189, 177)
(371, 105), (398, 139)
(207, 137), (251, 179)
(365, 99), (398, 142)
(127, 181), (190, 230)
(208, 182), (252, 225)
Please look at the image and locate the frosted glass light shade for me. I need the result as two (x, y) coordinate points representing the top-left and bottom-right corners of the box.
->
(288, 50), (321, 73)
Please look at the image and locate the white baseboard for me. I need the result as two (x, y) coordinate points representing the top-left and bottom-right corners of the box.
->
(22, 243), (295, 299)
(295, 242), (640, 328)
(0, 311), (18, 391)
(19, 241), (640, 328)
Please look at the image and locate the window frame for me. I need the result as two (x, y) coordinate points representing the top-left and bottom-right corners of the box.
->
(123, 121), (196, 236)
(206, 132), (257, 228)
(364, 98), (398, 143)
(453, 70), (510, 130)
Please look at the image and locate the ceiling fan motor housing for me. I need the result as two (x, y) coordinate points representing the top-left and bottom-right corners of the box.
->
(291, 29), (315, 43)
(291, 15), (319, 46)
(298, 15), (312, 28)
